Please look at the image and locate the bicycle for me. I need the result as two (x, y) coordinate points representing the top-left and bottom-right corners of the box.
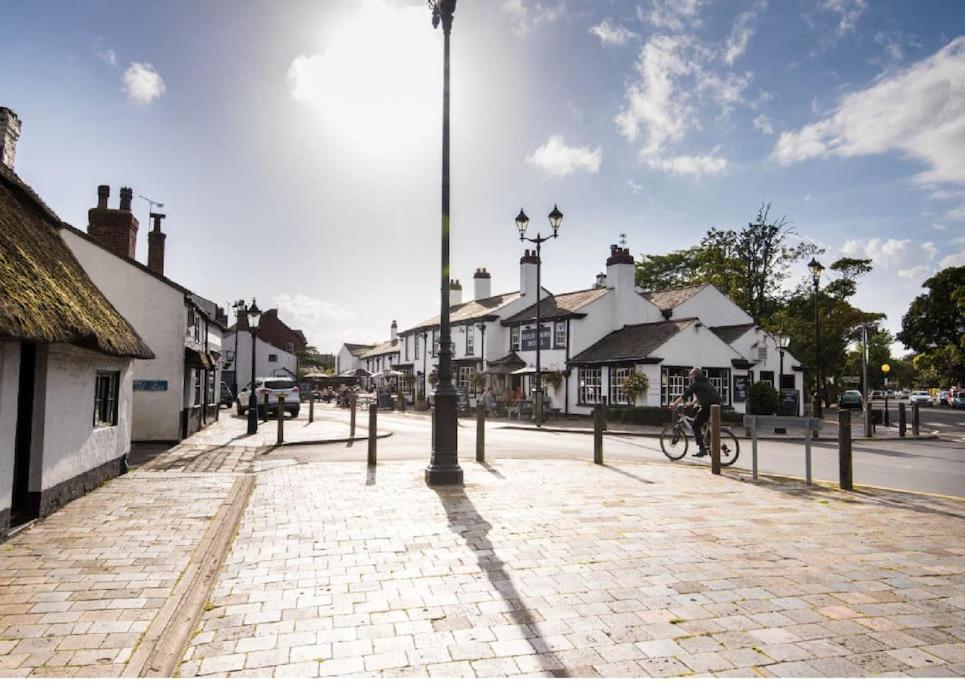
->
(660, 405), (740, 465)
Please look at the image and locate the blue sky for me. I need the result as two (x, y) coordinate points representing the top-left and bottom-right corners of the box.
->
(2, 0), (963, 353)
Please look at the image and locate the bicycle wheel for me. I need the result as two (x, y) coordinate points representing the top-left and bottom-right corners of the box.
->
(659, 425), (688, 460)
(718, 428), (740, 466)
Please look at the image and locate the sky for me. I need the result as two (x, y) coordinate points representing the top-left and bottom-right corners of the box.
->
(2, 0), (964, 355)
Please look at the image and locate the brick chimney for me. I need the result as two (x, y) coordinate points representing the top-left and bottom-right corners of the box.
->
(473, 268), (491, 301)
(390, 320), (398, 342)
(147, 212), (166, 276)
(88, 185), (139, 260)
(0, 107), (22, 170)
(449, 279), (463, 307)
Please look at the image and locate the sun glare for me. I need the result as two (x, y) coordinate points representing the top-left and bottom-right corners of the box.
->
(288, 0), (441, 152)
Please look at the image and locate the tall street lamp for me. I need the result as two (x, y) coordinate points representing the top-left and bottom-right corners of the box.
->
(426, 0), (462, 486)
(808, 258), (825, 418)
(777, 331), (790, 414)
(516, 204), (563, 427)
(244, 299), (262, 435)
(881, 362), (891, 426)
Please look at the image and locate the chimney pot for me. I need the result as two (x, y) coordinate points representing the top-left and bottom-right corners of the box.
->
(119, 186), (133, 211)
(147, 212), (166, 276)
(97, 185), (110, 209)
(0, 107), (22, 170)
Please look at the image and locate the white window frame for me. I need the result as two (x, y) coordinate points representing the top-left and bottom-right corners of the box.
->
(661, 366), (689, 406)
(578, 367), (602, 405)
(510, 326), (520, 351)
(703, 367), (731, 406)
(465, 327), (475, 356)
(554, 320), (566, 348)
(609, 366), (632, 405)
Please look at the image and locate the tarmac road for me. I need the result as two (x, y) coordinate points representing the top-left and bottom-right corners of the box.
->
(280, 406), (965, 498)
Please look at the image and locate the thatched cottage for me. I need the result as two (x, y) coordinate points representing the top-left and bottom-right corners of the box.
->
(0, 107), (153, 533)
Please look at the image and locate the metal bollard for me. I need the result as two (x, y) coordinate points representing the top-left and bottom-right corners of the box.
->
(309, 392), (315, 424)
(276, 393), (286, 444)
(898, 402), (906, 437)
(476, 402), (485, 463)
(367, 404), (377, 467)
(593, 407), (604, 465)
(710, 404), (721, 475)
(912, 402), (920, 436)
(601, 397), (608, 431)
(350, 394), (357, 438)
(884, 395), (890, 427)
(838, 409), (853, 490)
(262, 391), (270, 422)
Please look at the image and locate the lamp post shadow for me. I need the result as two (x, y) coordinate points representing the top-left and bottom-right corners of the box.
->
(431, 486), (571, 677)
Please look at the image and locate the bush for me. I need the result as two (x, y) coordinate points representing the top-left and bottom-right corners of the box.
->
(747, 382), (779, 415)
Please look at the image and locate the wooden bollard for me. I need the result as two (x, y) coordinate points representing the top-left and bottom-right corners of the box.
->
(710, 404), (721, 475)
(350, 394), (357, 438)
(912, 402), (920, 436)
(367, 404), (377, 467)
(309, 392), (315, 423)
(276, 393), (286, 444)
(898, 402), (906, 437)
(476, 402), (485, 462)
(838, 409), (853, 490)
(593, 407), (604, 465)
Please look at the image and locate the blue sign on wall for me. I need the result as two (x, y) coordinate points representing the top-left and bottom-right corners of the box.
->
(134, 380), (168, 392)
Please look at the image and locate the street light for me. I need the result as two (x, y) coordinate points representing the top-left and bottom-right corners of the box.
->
(244, 299), (262, 435)
(808, 257), (825, 417)
(426, 0), (462, 486)
(882, 362), (891, 426)
(517, 204), (563, 427)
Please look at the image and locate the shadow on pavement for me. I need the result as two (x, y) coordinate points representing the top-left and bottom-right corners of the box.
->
(432, 487), (571, 677)
(600, 464), (656, 485)
(476, 461), (505, 479)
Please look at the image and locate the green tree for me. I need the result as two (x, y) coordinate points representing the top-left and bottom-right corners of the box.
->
(898, 266), (964, 388)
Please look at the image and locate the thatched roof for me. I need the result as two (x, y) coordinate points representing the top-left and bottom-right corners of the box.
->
(0, 165), (154, 359)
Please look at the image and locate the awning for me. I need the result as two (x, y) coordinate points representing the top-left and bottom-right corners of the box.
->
(185, 347), (213, 370)
(510, 366), (557, 375)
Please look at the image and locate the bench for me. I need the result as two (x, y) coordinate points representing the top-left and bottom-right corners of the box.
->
(743, 415), (825, 484)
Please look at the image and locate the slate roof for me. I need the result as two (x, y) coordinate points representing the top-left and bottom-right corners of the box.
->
(489, 351), (525, 367)
(400, 291), (522, 335)
(0, 164), (154, 359)
(502, 287), (609, 325)
(343, 342), (375, 358)
(641, 284), (707, 311)
(711, 323), (756, 345)
(359, 339), (400, 359)
(569, 319), (696, 364)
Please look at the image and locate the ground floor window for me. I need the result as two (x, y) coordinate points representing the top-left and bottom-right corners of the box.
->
(703, 367), (731, 405)
(661, 366), (689, 406)
(94, 371), (120, 427)
(458, 365), (472, 392)
(193, 370), (202, 406)
(206, 370), (216, 405)
(609, 366), (632, 405)
(759, 370), (774, 387)
(578, 367), (602, 405)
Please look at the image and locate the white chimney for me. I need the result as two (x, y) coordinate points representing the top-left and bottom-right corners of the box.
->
(449, 279), (463, 307)
(473, 268), (492, 300)
(520, 249), (539, 299)
(0, 107), (22, 170)
(390, 320), (398, 342)
(594, 272), (607, 289)
(607, 243), (636, 320)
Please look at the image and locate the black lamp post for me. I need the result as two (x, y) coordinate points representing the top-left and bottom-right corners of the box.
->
(516, 204), (563, 427)
(777, 331), (790, 415)
(244, 299), (262, 435)
(426, 0), (462, 486)
(808, 258), (825, 417)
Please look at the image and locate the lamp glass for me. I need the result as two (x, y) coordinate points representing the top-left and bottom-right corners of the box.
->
(778, 334), (791, 349)
(807, 258), (825, 278)
(515, 208), (529, 238)
(548, 204), (563, 231)
(247, 302), (262, 329)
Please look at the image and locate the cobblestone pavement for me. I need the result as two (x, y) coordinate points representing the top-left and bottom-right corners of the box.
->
(0, 472), (237, 677)
(180, 458), (965, 678)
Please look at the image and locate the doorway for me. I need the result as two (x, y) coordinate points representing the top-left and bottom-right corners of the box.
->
(12, 343), (39, 526)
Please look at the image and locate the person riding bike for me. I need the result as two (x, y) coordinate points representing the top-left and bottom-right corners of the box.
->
(670, 367), (721, 458)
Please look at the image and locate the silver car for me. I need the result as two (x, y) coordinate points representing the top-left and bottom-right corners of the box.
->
(236, 377), (300, 417)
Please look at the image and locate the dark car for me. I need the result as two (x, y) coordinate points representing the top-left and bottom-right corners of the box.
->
(953, 394), (965, 410)
(220, 382), (234, 408)
(839, 390), (863, 410)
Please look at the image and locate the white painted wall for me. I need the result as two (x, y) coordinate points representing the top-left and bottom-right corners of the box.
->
(0, 342), (20, 514)
(673, 286), (754, 327)
(35, 344), (133, 491)
(62, 229), (186, 441)
(336, 345), (364, 375)
(227, 332), (297, 389)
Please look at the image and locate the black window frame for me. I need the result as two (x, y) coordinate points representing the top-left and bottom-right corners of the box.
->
(93, 371), (120, 427)
(268, 353), (278, 362)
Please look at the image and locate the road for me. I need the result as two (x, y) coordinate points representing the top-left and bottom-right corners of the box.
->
(861, 401), (965, 439)
(280, 406), (965, 498)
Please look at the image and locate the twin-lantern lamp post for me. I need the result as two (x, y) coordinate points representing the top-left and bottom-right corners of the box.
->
(235, 299), (262, 435)
(516, 205), (564, 427)
(808, 257), (825, 417)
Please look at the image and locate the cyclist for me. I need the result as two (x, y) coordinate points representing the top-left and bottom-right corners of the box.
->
(670, 367), (721, 458)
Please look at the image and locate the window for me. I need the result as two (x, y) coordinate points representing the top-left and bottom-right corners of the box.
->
(465, 327), (475, 356)
(609, 367), (632, 405)
(661, 366), (690, 406)
(415, 335), (421, 359)
(759, 370), (774, 387)
(206, 369), (216, 405)
(193, 371), (202, 406)
(578, 367), (602, 405)
(554, 321), (567, 348)
(93, 371), (120, 427)
(758, 344), (768, 361)
(458, 366), (472, 393)
(432, 331), (439, 356)
(703, 367), (731, 405)
(510, 326), (520, 351)
(268, 353), (278, 362)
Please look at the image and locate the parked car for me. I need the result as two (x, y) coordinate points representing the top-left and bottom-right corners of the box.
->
(839, 390), (863, 410)
(953, 394), (965, 410)
(220, 382), (234, 408)
(236, 377), (300, 417)
(896, 390), (909, 399)
(910, 390), (932, 405)
(870, 390), (885, 400)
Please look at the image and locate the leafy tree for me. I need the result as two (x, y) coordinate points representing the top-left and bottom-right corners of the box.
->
(897, 266), (964, 388)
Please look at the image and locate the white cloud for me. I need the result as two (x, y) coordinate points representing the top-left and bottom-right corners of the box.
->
(945, 204), (965, 222)
(939, 250), (965, 268)
(646, 153), (727, 178)
(841, 238), (938, 273)
(122, 62), (165, 103)
(774, 38), (965, 189)
(639, 0), (703, 32)
(627, 178), (644, 194)
(271, 293), (359, 352)
(97, 48), (117, 67)
(724, 1), (766, 65)
(820, 0), (867, 35)
(929, 189), (965, 200)
(753, 113), (774, 135)
(589, 18), (637, 46)
(897, 264), (931, 280)
(525, 135), (601, 176)
(501, 0), (565, 36)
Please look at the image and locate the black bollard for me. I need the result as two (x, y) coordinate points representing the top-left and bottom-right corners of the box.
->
(838, 409), (853, 490)
(710, 404), (721, 475)
(309, 392), (315, 424)
(350, 394), (357, 438)
(367, 404), (377, 467)
(276, 394), (286, 445)
(898, 402), (906, 437)
(476, 402), (485, 463)
(593, 407), (604, 465)
(912, 402), (920, 436)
